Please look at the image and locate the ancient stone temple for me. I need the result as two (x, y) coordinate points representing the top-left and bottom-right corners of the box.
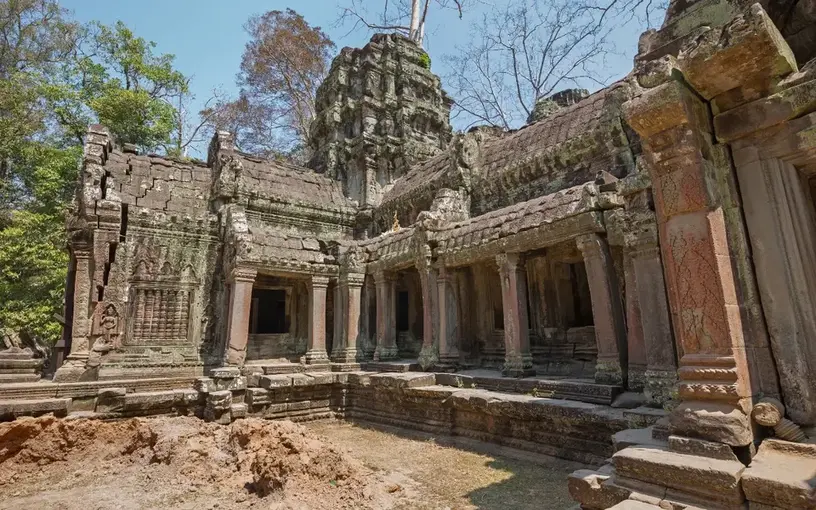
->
(2, 4), (816, 508)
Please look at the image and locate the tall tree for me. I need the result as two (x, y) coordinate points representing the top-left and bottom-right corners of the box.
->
(50, 20), (189, 152)
(206, 9), (334, 160)
(339, 0), (465, 45)
(444, 0), (663, 129)
(0, 2), (191, 350)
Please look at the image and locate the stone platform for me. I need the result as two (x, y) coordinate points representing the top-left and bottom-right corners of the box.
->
(0, 371), (662, 465)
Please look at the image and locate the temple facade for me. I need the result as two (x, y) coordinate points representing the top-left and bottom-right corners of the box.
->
(3, 3), (812, 508)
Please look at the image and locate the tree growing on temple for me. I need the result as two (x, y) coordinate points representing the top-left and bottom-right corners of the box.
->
(338, 0), (465, 45)
(203, 9), (335, 161)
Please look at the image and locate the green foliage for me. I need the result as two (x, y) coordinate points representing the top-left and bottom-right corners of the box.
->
(49, 20), (188, 151)
(0, 144), (78, 344)
(419, 52), (431, 70)
(0, 1), (189, 347)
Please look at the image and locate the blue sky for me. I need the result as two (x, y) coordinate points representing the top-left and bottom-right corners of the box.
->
(59, 1), (660, 154)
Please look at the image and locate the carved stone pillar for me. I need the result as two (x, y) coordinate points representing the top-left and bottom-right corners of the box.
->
(576, 234), (627, 386)
(437, 265), (460, 368)
(305, 275), (330, 364)
(225, 267), (257, 366)
(332, 273), (365, 364)
(624, 79), (755, 445)
(54, 249), (93, 381)
(497, 253), (534, 378)
(629, 226), (678, 406)
(361, 277), (376, 359)
(374, 271), (398, 360)
(417, 256), (439, 369)
(624, 253), (647, 392)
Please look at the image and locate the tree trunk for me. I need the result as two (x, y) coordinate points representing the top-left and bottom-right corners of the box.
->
(409, 0), (421, 41)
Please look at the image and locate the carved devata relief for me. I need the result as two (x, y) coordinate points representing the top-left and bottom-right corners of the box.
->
(127, 247), (200, 347)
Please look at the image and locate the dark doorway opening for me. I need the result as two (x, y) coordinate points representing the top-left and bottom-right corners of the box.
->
(396, 290), (410, 331)
(251, 289), (288, 334)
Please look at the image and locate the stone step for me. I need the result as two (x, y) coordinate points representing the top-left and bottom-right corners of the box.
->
(0, 373), (42, 384)
(362, 361), (420, 372)
(612, 427), (667, 452)
(742, 439), (816, 509)
(0, 397), (71, 420)
(612, 446), (746, 507)
(0, 351), (40, 360)
(609, 501), (659, 509)
(0, 358), (43, 369)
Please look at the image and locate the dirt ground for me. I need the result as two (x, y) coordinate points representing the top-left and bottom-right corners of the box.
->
(0, 416), (583, 510)
(307, 421), (583, 510)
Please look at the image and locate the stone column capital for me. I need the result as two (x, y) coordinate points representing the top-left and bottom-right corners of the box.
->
(496, 252), (524, 273)
(230, 267), (257, 283)
(310, 275), (330, 289)
(340, 272), (366, 288)
(576, 233), (607, 257)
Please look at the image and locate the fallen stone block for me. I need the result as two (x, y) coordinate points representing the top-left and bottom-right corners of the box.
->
(230, 403), (247, 420)
(206, 390), (232, 411)
(568, 468), (630, 509)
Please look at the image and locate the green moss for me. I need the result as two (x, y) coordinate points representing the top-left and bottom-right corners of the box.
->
(419, 52), (431, 70)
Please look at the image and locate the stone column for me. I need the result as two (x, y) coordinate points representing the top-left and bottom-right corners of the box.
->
(497, 253), (534, 378)
(225, 267), (257, 366)
(623, 252), (647, 392)
(437, 265), (460, 368)
(373, 271), (398, 360)
(361, 277), (376, 359)
(624, 79), (754, 446)
(54, 249), (93, 381)
(629, 227), (678, 406)
(417, 257), (439, 369)
(576, 234), (627, 386)
(332, 273), (365, 364)
(305, 275), (330, 364)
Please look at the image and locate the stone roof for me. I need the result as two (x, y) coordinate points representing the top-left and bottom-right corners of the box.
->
(237, 154), (356, 212)
(378, 81), (636, 221)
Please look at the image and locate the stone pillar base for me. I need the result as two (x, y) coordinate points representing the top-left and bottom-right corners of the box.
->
(595, 359), (623, 386)
(628, 365), (647, 392)
(417, 344), (438, 370)
(373, 345), (399, 362)
(503, 354), (534, 378)
(331, 347), (360, 364)
(304, 349), (330, 366)
(437, 351), (460, 372)
(53, 357), (92, 382)
(331, 362), (361, 372)
(670, 401), (753, 447)
(644, 368), (678, 407)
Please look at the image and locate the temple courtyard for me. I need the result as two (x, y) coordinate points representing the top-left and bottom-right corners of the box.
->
(0, 415), (579, 510)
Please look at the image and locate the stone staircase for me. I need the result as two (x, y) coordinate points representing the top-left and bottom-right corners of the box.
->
(569, 424), (816, 510)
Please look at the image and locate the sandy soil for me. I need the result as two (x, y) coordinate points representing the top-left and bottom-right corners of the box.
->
(0, 416), (583, 510)
(307, 421), (584, 510)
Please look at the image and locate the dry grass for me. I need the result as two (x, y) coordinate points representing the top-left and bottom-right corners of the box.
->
(307, 420), (584, 510)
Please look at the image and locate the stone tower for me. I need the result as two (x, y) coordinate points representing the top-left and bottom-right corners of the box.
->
(309, 33), (452, 208)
